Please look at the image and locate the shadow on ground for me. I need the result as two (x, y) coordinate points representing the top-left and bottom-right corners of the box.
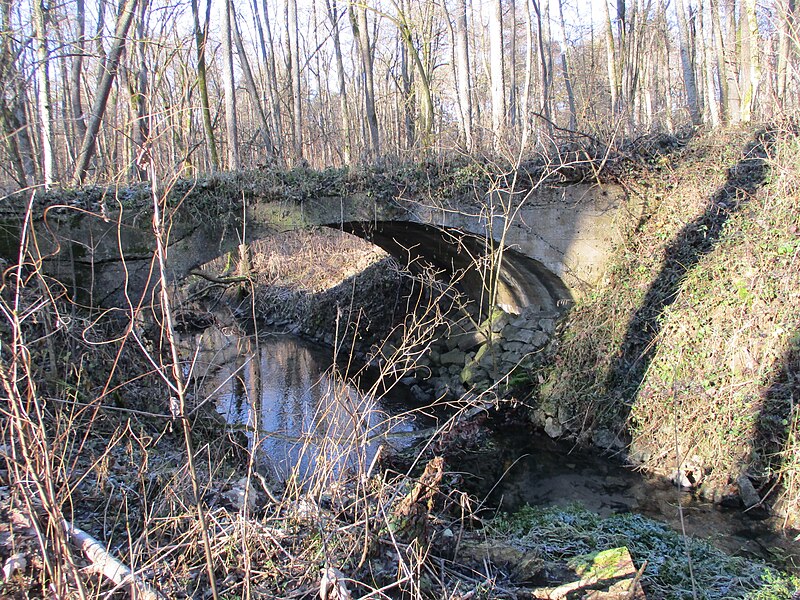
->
(752, 328), (800, 527)
(605, 130), (774, 414)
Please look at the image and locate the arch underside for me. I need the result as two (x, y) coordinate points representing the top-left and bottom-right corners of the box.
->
(331, 221), (572, 315)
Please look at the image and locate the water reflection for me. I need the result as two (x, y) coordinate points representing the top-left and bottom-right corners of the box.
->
(181, 327), (417, 482)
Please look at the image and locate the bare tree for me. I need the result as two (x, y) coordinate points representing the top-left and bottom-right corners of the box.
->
(32, 0), (55, 186)
(532, 0), (553, 140)
(287, 0), (303, 159)
(72, 0), (138, 184)
(221, 0), (239, 170)
(602, 0), (621, 114)
(232, 5), (274, 159)
(723, 0), (741, 122)
(709, 0), (730, 121)
(776, 0), (796, 104)
(557, 0), (577, 131)
(350, 2), (380, 159)
(739, 0), (760, 122)
(262, 0), (284, 159)
(120, 0), (150, 181)
(325, 0), (352, 163)
(676, 0), (702, 124)
(70, 0), (87, 154)
(191, 0), (219, 170)
(0, 0), (33, 186)
(489, 0), (506, 148)
(394, 0), (435, 146)
(698, 0), (721, 126)
(454, 0), (473, 151)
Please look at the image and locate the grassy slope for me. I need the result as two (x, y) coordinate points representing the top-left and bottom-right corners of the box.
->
(537, 127), (800, 524)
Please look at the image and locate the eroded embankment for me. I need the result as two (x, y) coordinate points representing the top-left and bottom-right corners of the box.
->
(534, 127), (800, 526)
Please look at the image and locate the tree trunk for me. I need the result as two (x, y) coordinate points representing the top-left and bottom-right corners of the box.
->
(350, 2), (380, 160)
(557, 0), (577, 131)
(532, 0), (553, 141)
(739, 0), (760, 121)
(70, 0), (87, 151)
(232, 5), (274, 159)
(191, 0), (219, 170)
(72, 0), (138, 185)
(260, 0), (283, 160)
(454, 0), (473, 151)
(395, 4), (434, 146)
(676, 0), (702, 124)
(32, 0), (54, 186)
(776, 0), (796, 103)
(508, 0), (517, 130)
(698, 0), (721, 126)
(287, 0), (302, 159)
(709, 0), (730, 121)
(489, 0), (505, 149)
(723, 0), (741, 122)
(221, 0), (239, 170)
(520, 0), (533, 150)
(659, 1), (675, 131)
(325, 0), (352, 163)
(126, 0), (150, 181)
(400, 30), (415, 149)
(602, 0), (620, 114)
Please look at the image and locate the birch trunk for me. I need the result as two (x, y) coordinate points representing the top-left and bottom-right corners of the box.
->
(32, 0), (54, 186)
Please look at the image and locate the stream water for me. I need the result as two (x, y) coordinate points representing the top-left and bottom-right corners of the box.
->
(181, 326), (420, 482)
(458, 426), (800, 568)
(181, 325), (799, 571)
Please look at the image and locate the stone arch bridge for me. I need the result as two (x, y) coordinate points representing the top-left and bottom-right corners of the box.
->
(0, 174), (638, 315)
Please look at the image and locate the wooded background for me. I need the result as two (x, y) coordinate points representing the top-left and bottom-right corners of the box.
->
(0, 0), (795, 188)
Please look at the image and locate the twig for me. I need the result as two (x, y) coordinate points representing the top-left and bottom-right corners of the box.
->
(189, 268), (250, 284)
(626, 559), (648, 600)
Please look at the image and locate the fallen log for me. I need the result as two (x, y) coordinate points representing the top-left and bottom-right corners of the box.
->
(63, 519), (164, 599)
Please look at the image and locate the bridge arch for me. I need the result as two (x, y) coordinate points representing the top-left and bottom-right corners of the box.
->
(331, 221), (572, 315)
